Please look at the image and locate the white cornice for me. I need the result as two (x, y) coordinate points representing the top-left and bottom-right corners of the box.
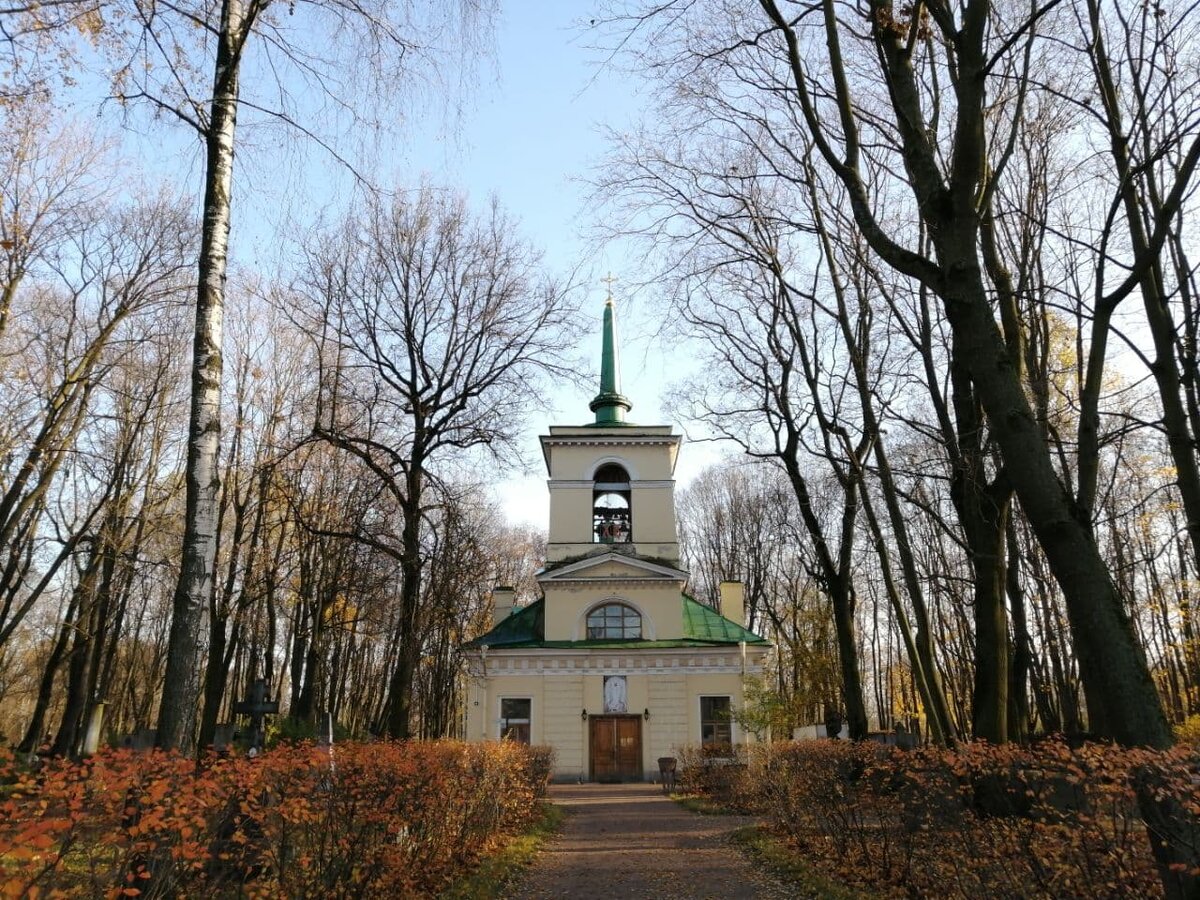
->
(540, 436), (680, 447)
(463, 647), (771, 678)
(544, 576), (684, 585)
(537, 551), (689, 582)
(539, 431), (682, 476)
(549, 480), (675, 489)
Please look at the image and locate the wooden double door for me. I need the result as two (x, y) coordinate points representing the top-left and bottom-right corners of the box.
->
(589, 715), (642, 782)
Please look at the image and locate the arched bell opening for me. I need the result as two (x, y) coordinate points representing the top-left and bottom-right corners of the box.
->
(593, 463), (631, 543)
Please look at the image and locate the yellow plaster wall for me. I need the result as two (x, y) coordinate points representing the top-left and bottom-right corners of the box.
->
(544, 431), (680, 560)
(572, 561), (653, 577)
(465, 674), (486, 741)
(479, 674), (544, 739)
(541, 581), (687, 641)
(680, 673), (747, 745)
(547, 488), (592, 544)
(547, 442), (674, 481)
(471, 664), (755, 780)
(542, 674), (586, 779)
(465, 419), (766, 780)
(646, 674), (689, 762)
(629, 486), (678, 545)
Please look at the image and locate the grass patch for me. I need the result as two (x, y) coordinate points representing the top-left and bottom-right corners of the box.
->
(439, 802), (564, 899)
(671, 793), (738, 816)
(731, 825), (871, 900)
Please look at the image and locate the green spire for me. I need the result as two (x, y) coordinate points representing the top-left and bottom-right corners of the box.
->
(589, 293), (632, 425)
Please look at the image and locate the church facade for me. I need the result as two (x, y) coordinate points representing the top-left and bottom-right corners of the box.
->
(462, 297), (770, 782)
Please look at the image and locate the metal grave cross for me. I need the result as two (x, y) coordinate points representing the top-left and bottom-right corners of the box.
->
(232, 678), (279, 752)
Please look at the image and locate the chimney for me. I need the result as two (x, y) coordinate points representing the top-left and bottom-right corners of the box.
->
(492, 586), (516, 627)
(719, 581), (744, 626)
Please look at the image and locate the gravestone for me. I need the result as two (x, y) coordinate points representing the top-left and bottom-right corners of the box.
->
(792, 722), (853, 741)
(895, 722), (919, 750)
(121, 728), (157, 752)
(212, 723), (237, 752)
(824, 709), (844, 741)
(316, 712), (333, 748)
(82, 702), (106, 756)
(232, 679), (279, 752)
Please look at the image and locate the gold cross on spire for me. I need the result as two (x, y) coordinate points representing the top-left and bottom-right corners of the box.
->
(601, 272), (619, 301)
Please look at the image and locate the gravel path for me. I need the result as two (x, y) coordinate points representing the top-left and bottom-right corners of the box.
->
(506, 784), (793, 899)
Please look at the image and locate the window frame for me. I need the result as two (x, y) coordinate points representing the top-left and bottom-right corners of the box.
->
(699, 695), (733, 746)
(585, 602), (643, 640)
(499, 697), (532, 744)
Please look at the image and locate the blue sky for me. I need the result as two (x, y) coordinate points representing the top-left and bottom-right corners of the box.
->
(374, 3), (727, 528)
(67, 1), (727, 529)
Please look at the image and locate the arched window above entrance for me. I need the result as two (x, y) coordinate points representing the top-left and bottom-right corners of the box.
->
(586, 602), (642, 640)
(593, 463), (631, 544)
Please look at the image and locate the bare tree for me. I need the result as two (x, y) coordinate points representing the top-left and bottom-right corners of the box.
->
(0, 103), (109, 345)
(745, 0), (1187, 748)
(679, 459), (846, 732)
(602, 0), (1184, 748)
(296, 187), (577, 738)
(1076, 0), (1200, 582)
(678, 460), (788, 632)
(142, 0), (496, 752)
(0, 195), (192, 652)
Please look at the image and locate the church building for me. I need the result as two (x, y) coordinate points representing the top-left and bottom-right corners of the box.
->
(462, 296), (770, 782)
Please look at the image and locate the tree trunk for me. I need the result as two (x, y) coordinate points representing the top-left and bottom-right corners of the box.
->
(289, 610), (307, 714)
(157, 0), (246, 753)
(760, 0), (1172, 749)
(938, 233), (1166, 745)
(947, 352), (1012, 744)
(294, 627), (321, 724)
(968, 506), (1009, 744)
(197, 614), (229, 750)
(1006, 519), (1031, 743)
(386, 473), (424, 738)
(809, 183), (956, 744)
(828, 574), (868, 741)
(858, 481), (951, 744)
(780, 451), (868, 740)
(19, 589), (81, 754)
(49, 540), (110, 757)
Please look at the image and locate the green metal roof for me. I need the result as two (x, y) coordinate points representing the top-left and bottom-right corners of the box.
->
(463, 600), (544, 649)
(681, 594), (769, 644)
(462, 594), (768, 650)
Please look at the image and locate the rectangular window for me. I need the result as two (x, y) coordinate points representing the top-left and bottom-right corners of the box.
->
(500, 698), (531, 744)
(700, 696), (732, 745)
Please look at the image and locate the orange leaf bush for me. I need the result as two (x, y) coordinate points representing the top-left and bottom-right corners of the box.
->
(675, 743), (755, 812)
(680, 739), (1200, 899)
(0, 740), (553, 898)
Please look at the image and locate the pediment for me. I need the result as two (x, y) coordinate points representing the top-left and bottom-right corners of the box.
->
(538, 551), (688, 583)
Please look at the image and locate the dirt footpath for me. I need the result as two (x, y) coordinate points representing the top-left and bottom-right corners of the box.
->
(506, 783), (792, 899)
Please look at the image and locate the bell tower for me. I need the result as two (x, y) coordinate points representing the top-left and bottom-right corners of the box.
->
(462, 287), (771, 782)
(539, 294), (682, 564)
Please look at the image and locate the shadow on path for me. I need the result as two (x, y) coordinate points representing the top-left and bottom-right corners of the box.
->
(506, 783), (791, 899)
